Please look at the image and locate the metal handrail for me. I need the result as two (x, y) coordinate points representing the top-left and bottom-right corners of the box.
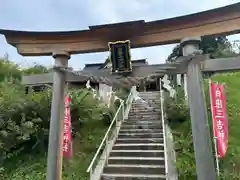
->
(160, 79), (168, 177)
(86, 86), (136, 179)
(124, 86), (136, 119)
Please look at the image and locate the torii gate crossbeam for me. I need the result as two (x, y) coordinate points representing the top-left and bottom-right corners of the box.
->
(0, 3), (240, 56)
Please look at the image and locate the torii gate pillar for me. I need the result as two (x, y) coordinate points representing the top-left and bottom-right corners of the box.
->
(181, 37), (217, 180)
(47, 51), (70, 180)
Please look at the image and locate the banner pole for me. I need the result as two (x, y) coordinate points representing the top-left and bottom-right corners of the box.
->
(209, 79), (220, 176)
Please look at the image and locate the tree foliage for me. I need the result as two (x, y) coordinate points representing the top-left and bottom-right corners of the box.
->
(0, 58), (22, 82)
(167, 36), (239, 62)
(22, 65), (49, 75)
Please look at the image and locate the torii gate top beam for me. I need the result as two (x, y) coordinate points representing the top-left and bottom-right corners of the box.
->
(0, 3), (240, 56)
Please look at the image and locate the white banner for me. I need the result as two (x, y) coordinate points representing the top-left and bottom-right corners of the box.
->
(99, 83), (112, 106)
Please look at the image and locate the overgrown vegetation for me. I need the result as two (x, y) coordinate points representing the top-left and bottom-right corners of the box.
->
(0, 57), (117, 179)
(167, 36), (240, 62)
(165, 72), (240, 179)
(165, 35), (240, 179)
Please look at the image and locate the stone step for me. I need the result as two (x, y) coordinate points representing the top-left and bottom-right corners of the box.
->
(120, 128), (162, 132)
(131, 107), (160, 110)
(121, 124), (162, 130)
(110, 150), (165, 157)
(132, 103), (160, 106)
(127, 117), (162, 120)
(138, 100), (160, 103)
(103, 164), (165, 175)
(130, 107), (157, 109)
(133, 100), (160, 103)
(138, 96), (159, 98)
(119, 129), (163, 134)
(138, 98), (160, 101)
(126, 118), (161, 122)
(131, 105), (159, 108)
(139, 92), (159, 94)
(122, 121), (161, 126)
(133, 99), (160, 102)
(133, 104), (160, 107)
(130, 110), (160, 113)
(127, 117), (161, 121)
(118, 132), (164, 139)
(137, 98), (160, 101)
(130, 110), (161, 113)
(120, 125), (162, 130)
(127, 118), (161, 122)
(107, 156), (165, 165)
(129, 111), (160, 115)
(115, 138), (164, 144)
(128, 113), (160, 117)
(126, 118), (161, 121)
(139, 91), (159, 94)
(137, 98), (159, 100)
(128, 114), (160, 118)
(139, 97), (160, 99)
(101, 173), (166, 180)
(128, 113), (161, 117)
(130, 107), (159, 110)
(138, 93), (159, 95)
(113, 143), (164, 151)
(139, 95), (159, 97)
(128, 114), (161, 117)
(127, 119), (161, 123)
(138, 96), (160, 99)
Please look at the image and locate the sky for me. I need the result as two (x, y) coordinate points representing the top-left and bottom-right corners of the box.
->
(0, 0), (239, 70)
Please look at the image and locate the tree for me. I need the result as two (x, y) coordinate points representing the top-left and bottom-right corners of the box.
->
(167, 35), (238, 62)
(22, 65), (49, 75)
(0, 58), (22, 82)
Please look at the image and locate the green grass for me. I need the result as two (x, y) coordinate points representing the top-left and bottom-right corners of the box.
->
(0, 120), (108, 180)
(170, 72), (240, 179)
(210, 72), (240, 179)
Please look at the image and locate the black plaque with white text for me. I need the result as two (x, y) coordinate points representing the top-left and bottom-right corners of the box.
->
(108, 40), (132, 73)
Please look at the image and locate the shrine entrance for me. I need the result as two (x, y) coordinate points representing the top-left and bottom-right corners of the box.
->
(146, 81), (158, 91)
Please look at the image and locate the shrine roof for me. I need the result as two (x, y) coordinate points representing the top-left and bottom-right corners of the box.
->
(84, 59), (147, 70)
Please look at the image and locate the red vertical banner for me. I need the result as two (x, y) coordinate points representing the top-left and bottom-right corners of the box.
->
(63, 95), (73, 158)
(210, 82), (228, 158)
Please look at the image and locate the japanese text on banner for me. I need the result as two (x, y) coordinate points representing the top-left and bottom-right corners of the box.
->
(210, 82), (228, 158)
(62, 95), (73, 158)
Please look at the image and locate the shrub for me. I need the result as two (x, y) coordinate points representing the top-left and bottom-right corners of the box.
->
(165, 87), (190, 124)
(0, 79), (114, 164)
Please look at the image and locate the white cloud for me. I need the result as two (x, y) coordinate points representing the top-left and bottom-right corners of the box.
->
(0, 0), (239, 69)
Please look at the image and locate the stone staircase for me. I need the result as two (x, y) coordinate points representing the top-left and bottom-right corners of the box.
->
(101, 91), (166, 180)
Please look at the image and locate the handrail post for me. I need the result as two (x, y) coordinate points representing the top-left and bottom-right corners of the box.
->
(116, 110), (119, 136)
(115, 113), (118, 137)
(105, 135), (108, 165)
(122, 102), (125, 120)
(89, 168), (92, 180)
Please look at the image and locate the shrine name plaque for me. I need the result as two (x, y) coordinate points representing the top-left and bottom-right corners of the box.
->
(108, 40), (132, 73)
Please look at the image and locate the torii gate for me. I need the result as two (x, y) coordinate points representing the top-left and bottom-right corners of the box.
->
(1, 3), (240, 180)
